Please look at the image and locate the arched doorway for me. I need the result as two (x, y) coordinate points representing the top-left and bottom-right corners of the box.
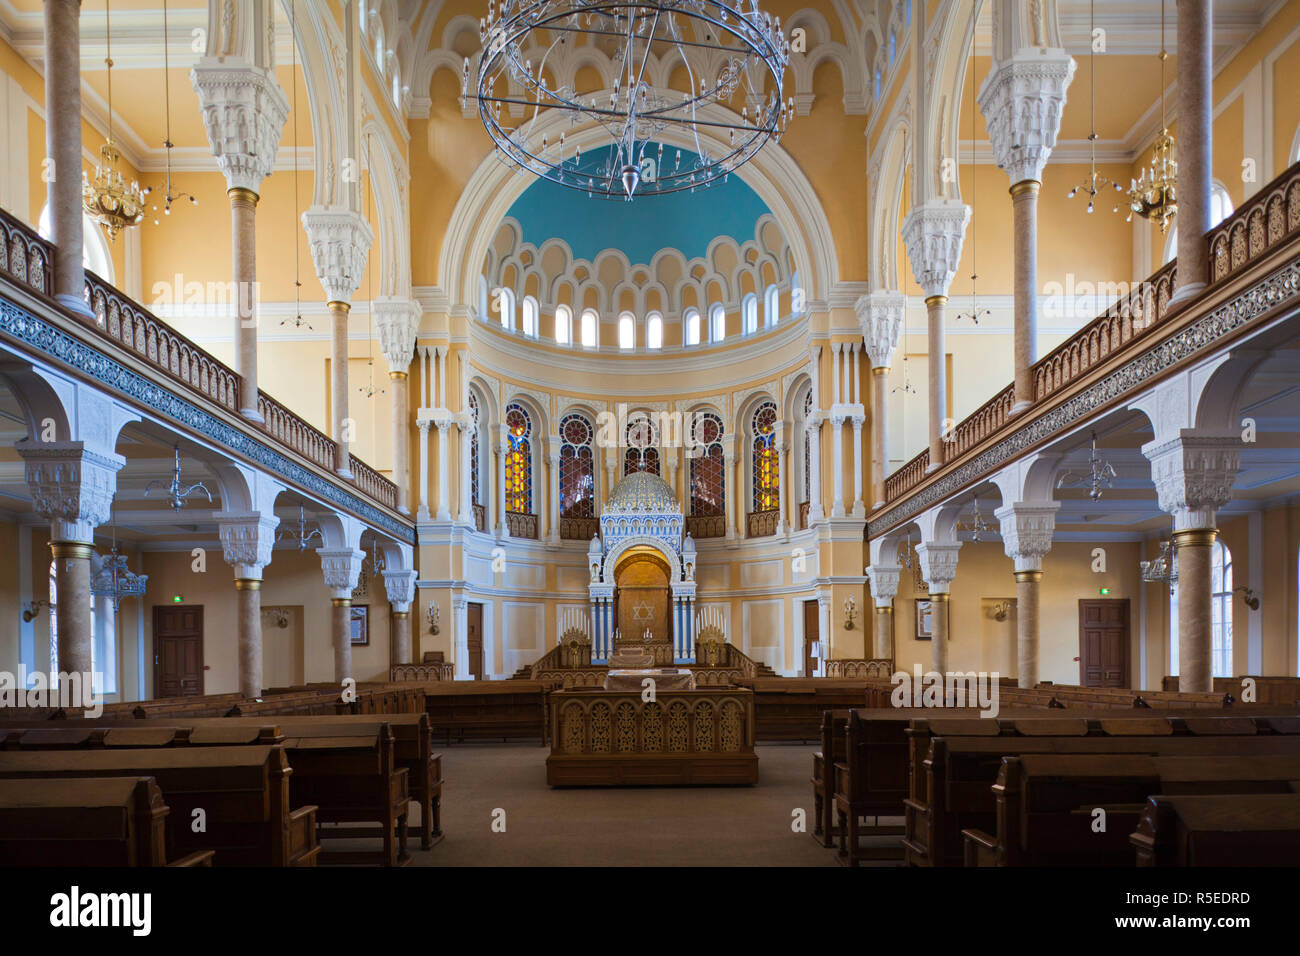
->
(613, 546), (672, 660)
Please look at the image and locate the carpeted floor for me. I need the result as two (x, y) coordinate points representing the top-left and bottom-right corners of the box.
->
(330, 742), (903, 866)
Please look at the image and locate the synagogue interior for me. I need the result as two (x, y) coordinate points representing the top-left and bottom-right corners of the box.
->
(0, 0), (1299, 880)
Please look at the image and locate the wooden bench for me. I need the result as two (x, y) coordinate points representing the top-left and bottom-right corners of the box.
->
(0, 746), (318, 866)
(279, 725), (411, 866)
(0, 777), (212, 866)
(421, 680), (553, 744)
(812, 710), (850, 847)
(0, 722), (283, 749)
(967, 752), (1300, 866)
(747, 679), (877, 742)
(1132, 792), (1300, 865)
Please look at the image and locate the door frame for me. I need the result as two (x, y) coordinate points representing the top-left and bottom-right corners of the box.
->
(466, 601), (484, 681)
(802, 598), (820, 677)
(1077, 598), (1130, 688)
(152, 604), (205, 697)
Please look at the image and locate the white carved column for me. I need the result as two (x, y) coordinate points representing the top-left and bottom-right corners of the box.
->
(722, 437), (738, 541)
(915, 542), (961, 674)
(866, 564), (901, 661)
(382, 568), (418, 666)
(416, 420), (431, 521)
(373, 298), (421, 514)
(1144, 433), (1242, 691)
(192, 4), (289, 421)
(829, 411), (846, 517)
(457, 411), (474, 524)
(303, 209), (374, 478)
(816, 592), (831, 672)
(858, 292), (905, 509)
(996, 502), (1059, 689)
(435, 419), (452, 521)
(216, 511), (279, 698)
(776, 438), (789, 537)
(850, 409), (865, 518)
(902, 201), (970, 473)
(495, 425), (510, 539)
(453, 594), (470, 679)
(547, 438), (561, 547)
(806, 411), (824, 525)
(19, 442), (124, 674)
(1171, 0), (1212, 304)
(978, 7), (1074, 413)
(318, 545), (366, 683)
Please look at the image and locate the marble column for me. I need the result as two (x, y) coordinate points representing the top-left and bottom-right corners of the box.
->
(866, 563), (901, 662)
(44, 0), (93, 317)
(978, 29), (1073, 414)
(996, 502), (1058, 690)
(319, 545), (365, 683)
(329, 300), (352, 477)
(374, 298), (420, 514)
(383, 568), (418, 666)
(1172, 0), (1212, 303)
(858, 292), (904, 509)
(20, 442), (124, 675)
(390, 370), (409, 508)
(1144, 433), (1242, 692)
(192, 32), (289, 419)
(902, 201), (969, 475)
(436, 420), (452, 522)
(916, 541), (960, 674)
(217, 511), (279, 699)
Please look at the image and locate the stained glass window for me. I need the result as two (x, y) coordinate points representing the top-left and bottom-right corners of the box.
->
(624, 415), (660, 476)
(689, 413), (725, 517)
(752, 401), (779, 512)
(560, 413), (595, 518)
(468, 392), (481, 506)
(505, 403), (532, 513)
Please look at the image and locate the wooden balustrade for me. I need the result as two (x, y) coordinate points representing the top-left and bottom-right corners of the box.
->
(824, 659), (895, 680)
(746, 509), (780, 538)
(798, 501), (810, 529)
(472, 503), (487, 532)
(559, 515), (598, 540)
(685, 514), (726, 538)
(0, 207), (400, 515)
(879, 161), (1300, 508)
(506, 511), (538, 539)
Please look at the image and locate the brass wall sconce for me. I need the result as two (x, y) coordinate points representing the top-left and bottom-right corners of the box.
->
(1235, 587), (1260, 611)
(21, 600), (50, 623)
(260, 607), (289, 629)
(843, 597), (857, 630)
(427, 600), (441, 635)
(990, 601), (1012, 622)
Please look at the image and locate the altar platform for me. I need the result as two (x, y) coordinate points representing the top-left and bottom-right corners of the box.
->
(546, 686), (758, 787)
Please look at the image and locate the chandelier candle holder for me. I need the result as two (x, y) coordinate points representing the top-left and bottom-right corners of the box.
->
(1122, 0), (1177, 233)
(467, 0), (794, 199)
(1055, 430), (1116, 501)
(276, 505), (325, 551)
(82, 0), (146, 240)
(1140, 539), (1177, 593)
(145, 445), (213, 511)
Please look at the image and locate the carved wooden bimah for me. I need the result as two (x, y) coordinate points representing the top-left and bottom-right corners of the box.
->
(547, 687), (758, 786)
(603, 668), (696, 692)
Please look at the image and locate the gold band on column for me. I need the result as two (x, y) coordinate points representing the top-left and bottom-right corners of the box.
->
(331, 597), (352, 608)
(389, 370), (408, 380)
(871, 366), (889, 377)
(1009, 179), (1042, 198)
(924, 295), (948, 308)
(875, 605), (893, 615)
(1014, 570), (1043, 584)
(50, 542), (93, 560)
(328, 300), (352, 315)
(1172, 528), (1217, 549)
(234, 579), (261, 591)
(392, 611), (409, 620)
(227, 186), (260, 206)
(929, 592), (950, 603)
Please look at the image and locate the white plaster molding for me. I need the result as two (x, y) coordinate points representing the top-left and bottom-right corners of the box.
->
(190, 61), (290, 194)
(302, 206), (375, 304)
(856, 290), (906, 369)
(977, 47), (1076, 185)
(901, 199), (971, 299)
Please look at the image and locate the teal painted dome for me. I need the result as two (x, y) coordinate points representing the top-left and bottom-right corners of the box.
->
(606, 471), (679, 514)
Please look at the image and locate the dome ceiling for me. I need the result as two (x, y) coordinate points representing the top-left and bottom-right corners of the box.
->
(504, 143), (773, 265)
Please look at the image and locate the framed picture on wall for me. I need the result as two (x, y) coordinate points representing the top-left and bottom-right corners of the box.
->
(915, 599), (933, 641)
(350, 605), (370, 646)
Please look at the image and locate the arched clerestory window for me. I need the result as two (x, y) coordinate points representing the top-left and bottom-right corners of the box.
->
(559, 413), (595, 533)
(580, 309), (598, 347)
(521, 296), (539, 337)
(709, 303), (726, 342)
(467, 391), (485, 530)
(751, 401), (779, 513)
(646, 312), (663, 349)
(618, 312), (635, 350)
(689, 413), (725, 529)
(742, 293), (758, 334)
(504, 403), (533, 515)
(684, 308), (702, 346)
(554, 304), (572, 344)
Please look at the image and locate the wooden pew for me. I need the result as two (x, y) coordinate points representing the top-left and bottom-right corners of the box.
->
(0, 722), (283, 749)
(832, 709), (910, 865)
(0, 746), (318, 866)
(421, 680), (553, 744)
(1132, 793), (1300, 865)
(749, 679), (879, 741)
(812, 710), (850, 847)
(279, 725), (411, 866)
(0, 777), (212, 866)
(908, 718), (1300, 867)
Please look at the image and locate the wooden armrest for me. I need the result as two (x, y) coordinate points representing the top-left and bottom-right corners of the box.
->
(961, 828), (998, 851)
(288, 804), (319, 823)
(168, 850), (215, 867)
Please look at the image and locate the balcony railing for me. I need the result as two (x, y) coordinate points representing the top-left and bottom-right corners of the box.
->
(0, 207), (400, 515)
(472, 502), (487, 532)
(685, 513), (726, 538)
(798, 501), (809, 529)
(877, 161), (1300, 517)
(506, 511), (538, 539)
(559, 515), (598, 540)
(746, 509), (780, 537)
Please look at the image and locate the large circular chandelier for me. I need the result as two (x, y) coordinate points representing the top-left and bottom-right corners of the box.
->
(465, 0), (794, 199)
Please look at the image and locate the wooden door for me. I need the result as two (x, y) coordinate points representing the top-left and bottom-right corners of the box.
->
(1078, 599), (1129, 687)
(802, 599), (820, 677)
(153, 605), (204, 698)
(467, 602), (484, 680)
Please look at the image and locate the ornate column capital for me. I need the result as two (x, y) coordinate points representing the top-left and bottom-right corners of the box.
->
(382, 568), (418, 613)
(915, 541), (962, 595)
(977, 48), (1075, 185)
(856, 291), (907, 369)
(190, 63), (289, 195)
(302, 206), (375, 304)
(215, 511), (280, 580)
(17, 441), (125, 543)
(866, 564), (902, 607)
(995, 501), (1060, 573)
(901, 200), (971, 299)
(373, 298), (422, 372)
(1143, 433), (1242, 532)
(317, 547), (366, 599)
